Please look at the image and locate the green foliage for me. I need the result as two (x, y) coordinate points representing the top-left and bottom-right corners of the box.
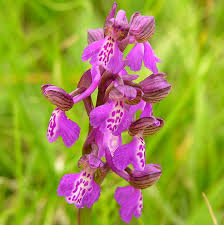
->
(0, 0), (224, 224)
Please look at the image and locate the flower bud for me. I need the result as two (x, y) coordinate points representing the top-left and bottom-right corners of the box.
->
(109, 86), (124, 100)
(140, 73), (171, 103)
(88, 28), (104, 44)
(41, 84), (74, 111)
(143, 118), (164, 136)
(125, 89), (142, 105)
(128, 117), (155, 136)
(129, 164), (162, 189)
(130, 15), (155, 43)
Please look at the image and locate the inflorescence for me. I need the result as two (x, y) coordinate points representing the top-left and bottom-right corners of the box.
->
(41, 2), (171, 223)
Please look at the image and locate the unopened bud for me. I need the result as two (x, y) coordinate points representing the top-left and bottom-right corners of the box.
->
(143, 118), (164, 136)
(130, 15), (155, 43)
(140, 73), (171, 103)
(129, 164), (162, 189)
(125, 89), (142, 105)
(41, 84), (74, 111)
(128, 117), (155, 136)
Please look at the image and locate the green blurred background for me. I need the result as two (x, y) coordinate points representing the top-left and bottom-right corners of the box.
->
(0, 0), (224, 224)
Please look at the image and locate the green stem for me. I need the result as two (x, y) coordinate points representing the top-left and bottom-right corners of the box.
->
(78, 207), (92, 225)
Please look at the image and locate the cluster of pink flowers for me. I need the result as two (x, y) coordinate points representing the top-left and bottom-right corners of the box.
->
(41, 2), (171, 223)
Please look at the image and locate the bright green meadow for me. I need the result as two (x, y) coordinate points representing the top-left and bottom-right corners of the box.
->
(0, 0), (224, 224)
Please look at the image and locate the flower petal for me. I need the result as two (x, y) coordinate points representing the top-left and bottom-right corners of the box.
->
(103, 132), (122, 157)
(57, 173), (79, 197)
(47, 108), (80, 147)
(98, 38), (124, 74)
(126, 43), (144, 71)
(82, 39), (104, 62)
(143, 42), (161, 73)
(58, 170), (101, 208)
(113, 136), (146, 171)
(115, 186), (143, 223)
(89, 102), (113, 131)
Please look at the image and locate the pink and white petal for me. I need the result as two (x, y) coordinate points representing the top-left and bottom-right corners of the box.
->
(107, 42), (124, 74)
(57, 173), (80, 197)
(143, 42), (161, 73)
(103, 132), (122, 157)
(89, 103), (113, 129)
(47, 108), (61, 143)
(82, 180), (101, 208)
(112, 138), (138, 170)
(82, 39), (104, 61)
(113, 101), (145, 136)
(59, 114), (80, 148)
(126, 43), (144, 71)
(115, 186), (143, 223)
(47, 109), (80, 147)
(113, 109), (131, 136)
(132, 136), (146, 171)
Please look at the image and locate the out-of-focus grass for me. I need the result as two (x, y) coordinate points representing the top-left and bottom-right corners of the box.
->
(0, 0), (224, 224)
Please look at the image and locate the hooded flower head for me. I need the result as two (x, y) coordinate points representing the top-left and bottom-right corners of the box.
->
(41, 84), (80, 147)
(82, 3), (130, 74)
(90, 84), (144, 136)
(125, 12), (161, 73)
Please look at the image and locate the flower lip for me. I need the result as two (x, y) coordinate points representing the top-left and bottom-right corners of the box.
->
(42, 84), (74, 111)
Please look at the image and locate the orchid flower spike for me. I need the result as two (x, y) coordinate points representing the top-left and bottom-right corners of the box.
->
(41, 2), (171, 224)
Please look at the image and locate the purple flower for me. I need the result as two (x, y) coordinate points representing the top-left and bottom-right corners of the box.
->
(125, 12), (161, 73)
(47, 108), (80, 148)
(82, 3), (129, 74)
(126, 42), (161, 73)
(89, 85), (144, 135)
(113, 135), (146, 171)
(114, 186), (143, 223)
(57, 154), (102, 208)
(41, 2), (169, 224)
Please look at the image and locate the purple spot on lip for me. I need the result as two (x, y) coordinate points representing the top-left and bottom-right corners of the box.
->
(120, 112), (123, 117)
(87, 174), (90, 178)
(83, 172), (86, 176)
(112, 111), (115, 117)
(84, 181), (89, 186)
(137, 152), (143, 158)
